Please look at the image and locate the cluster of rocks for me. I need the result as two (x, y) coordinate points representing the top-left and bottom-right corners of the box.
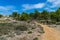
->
(0, 21), (44, 40)
(48, 24), (60, 31)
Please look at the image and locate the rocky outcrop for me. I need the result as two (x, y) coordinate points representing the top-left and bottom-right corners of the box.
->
(0, 21), (44, 40)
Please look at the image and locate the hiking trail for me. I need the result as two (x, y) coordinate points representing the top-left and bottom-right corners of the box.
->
(34, 21), (60, 40)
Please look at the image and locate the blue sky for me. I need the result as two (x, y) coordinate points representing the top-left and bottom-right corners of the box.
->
(0, 0), (60, 15)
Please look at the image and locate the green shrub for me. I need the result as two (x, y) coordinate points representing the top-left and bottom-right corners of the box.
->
(32, 27), (36, 29)
(28, 31), (32, 34)
(56, 22), (60, 25)
(51, 21), (56, 24)
(0, 23), (13, 26)
(15, 26), (28, 31)
(33, 37), (38, 40)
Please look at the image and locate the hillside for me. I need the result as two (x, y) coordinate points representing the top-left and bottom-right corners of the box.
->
(0, 21), (44, 40)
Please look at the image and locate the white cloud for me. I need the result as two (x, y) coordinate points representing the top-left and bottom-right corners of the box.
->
(45, 8), (55, 12)
(34, 3), (45, 8)
(0, 6), (17, 15)
(47, 0), (56, 2)
(0, 6), (8, 11)
(47, 0), (60, 8)
(0, 6), (15, 11)
(22, 3), (45, 10)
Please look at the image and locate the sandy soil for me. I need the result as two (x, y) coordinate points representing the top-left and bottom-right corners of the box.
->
(34, 22), (60, 40)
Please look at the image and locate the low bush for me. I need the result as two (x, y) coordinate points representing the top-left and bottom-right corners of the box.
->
(28, 31), (32, 34)
(15, 26), (28, 31)
(33, 37), (38, 40)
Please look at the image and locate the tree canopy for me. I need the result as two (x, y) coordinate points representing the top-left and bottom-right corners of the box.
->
(0, 8), (60, 22)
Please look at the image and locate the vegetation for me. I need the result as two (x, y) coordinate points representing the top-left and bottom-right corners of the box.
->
(0, 23), (14, 35)
(20, 12), (30, 21)
(33, 37), (38, 40)
(28, 31), (32, 34)
(0, 23), (28, 35)
(6, 8), (59, 23)
(0, 8), (60, 23)
(15, 26), (28, 31)
(0, 14), (3, 18)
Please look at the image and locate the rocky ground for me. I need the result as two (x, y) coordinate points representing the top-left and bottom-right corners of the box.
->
(48, 24), (60, 31)
(0, 21), (44, 40)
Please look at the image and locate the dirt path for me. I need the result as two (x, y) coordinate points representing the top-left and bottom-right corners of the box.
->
(34, 22), (60, 40)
